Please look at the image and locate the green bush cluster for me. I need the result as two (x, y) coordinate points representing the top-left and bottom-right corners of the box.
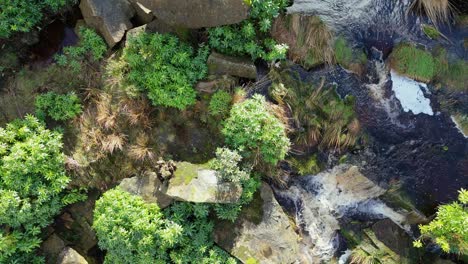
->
(0, 0), (74, 38)
(208, 0), (289, 61)
(223, 94), (290, 165)
(414, 189), (468, 254)
(55, 27), (107, 72)
(35, 92), (82, 121)
(0, 116), (84, 263)
(209, 90), (232, 117)
(93, 188), (237, 264)
(120, 32), (209, 109)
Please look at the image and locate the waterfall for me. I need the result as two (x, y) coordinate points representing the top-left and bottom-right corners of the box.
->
(274, 165), (410, 263)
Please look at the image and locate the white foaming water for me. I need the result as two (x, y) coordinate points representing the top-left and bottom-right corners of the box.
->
(391, 71), (433, 115)
(275, 165), (409, 263)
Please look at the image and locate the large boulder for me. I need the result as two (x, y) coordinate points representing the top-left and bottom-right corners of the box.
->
(41, 234), (66, 264)
(79, 0), (135, 47)
(126, 19), (197, 42)
(214, 183), (301, 264)
(207, 52), (257, 79)
(137, 0), (249, 28)
(57, 247), (88, 264)
(372, 219), (416, 259)
(119, 171), (173, 209)
(166, 162), (242, 203)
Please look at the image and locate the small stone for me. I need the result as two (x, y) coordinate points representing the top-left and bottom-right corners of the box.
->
(207, 52), (257, 79)
(57, 247), (88, 264)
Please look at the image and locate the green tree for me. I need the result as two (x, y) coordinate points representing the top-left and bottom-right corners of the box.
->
(93, 188), (237, 264)
(35, 92), (82, 121)
(119, 32), (209, 109)
(414, 189), (468, 254)
(0, 115), (84, 263)
(222, 94), (290, 165)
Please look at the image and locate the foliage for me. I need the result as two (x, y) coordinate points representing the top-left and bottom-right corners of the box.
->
(119, 32), (209, 109)
(209, 90), (232, 117)
(0, 0), (74, 38)
(414, 189), (468, 254)
(389, 43), (437, 82)
(208, 0), (289, 61)
(94, 188), (237, 264)
(334, 37), (367, 71)
(35, 92), (82, 121)
(0, 116), (82, 262)
(270, 70), (360, 150)
(223, 94), (290, 165)
(55, 27), (107, 72)
(288, 154), (321, 175)
(410, 0), (452, 27)
(211, 148), (249, 183)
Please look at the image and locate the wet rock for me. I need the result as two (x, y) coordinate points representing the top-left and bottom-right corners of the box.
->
(137, 0), (249, 28)
(79, 0), (135, 47)
(41, 234), (65, 264)
(119, 171), (173, 208)
(166, 162), (242, 203)
(335, 166), (386, 198)
(57, 247), (88, 264)
(207, 52), (257, 79)
(214, 183), (301, 264)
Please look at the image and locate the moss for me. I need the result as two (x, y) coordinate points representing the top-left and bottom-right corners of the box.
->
(239, 189), (264, 225)
(439, 60), (468, 92)
(246, 257), (259, 264)
(422, 24), (441, 39)
(172, 162), (210, 185)
(381, 184), (415, 212)
(340, 228), (362, 248)
(289, 154), (321, 175)
(389, 43), (437, 82)
(334, 37), (367, 73)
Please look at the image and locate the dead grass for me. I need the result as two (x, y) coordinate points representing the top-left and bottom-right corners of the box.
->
(272, 14), (334, 68)
(410, 0), (453, 27)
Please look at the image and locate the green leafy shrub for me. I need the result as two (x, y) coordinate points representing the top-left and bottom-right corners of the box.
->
(209, 90), (232, 117)
(118, 32), (209, 109)
(94, 188), (237, 264)
(389, 43), (437, 82)
(223, 94), (290, 165)
(0, 0), (74, 38)
(0, 115), (83, 263)
(35, 92), (82, 121)
(208, 0), (289, 61)
(55, 27), (107, 72)
(413, 189), (468, 254)
(211, 147), (249, 183)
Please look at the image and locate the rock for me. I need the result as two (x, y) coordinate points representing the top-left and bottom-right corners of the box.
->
(137, 0), (249, 28)
(372, 219), (414, 258)
(57, 247), (88, 264)
(125, 19), (196, 42)
(41, 234), (65, 264)
(335, 166), (386, 198)
(166, 162), (242, 203)
(207, 52), (257, 79)
(130, 1), (154, 24)
(196, 75), (238, 94)
(79, 0), (135, 47)
(214, 183), (301, 264)
(119, 171), (173, 208)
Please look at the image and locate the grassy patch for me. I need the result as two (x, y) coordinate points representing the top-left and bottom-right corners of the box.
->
(422, 24), (441, 39)
(389, 43), (437, 82)
(172, 162), (210, 185)
(334, 37), (367, 74)
(288, 154), (321, 175)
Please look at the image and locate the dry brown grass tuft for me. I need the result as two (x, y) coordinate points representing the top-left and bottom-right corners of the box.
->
(272, 14), (334, 68)
(101, 133), (126, 154)
(128, 135), (155, 162)
(410, 0), (453, 27)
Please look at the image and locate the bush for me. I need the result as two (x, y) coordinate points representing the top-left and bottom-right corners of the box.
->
(0, 115), (84, 263)
(208, 0), (289, 61)
(0, 0), (74, 38)
(209, 90), (232, 117)
(94, 188), (237, 264)
(211, 148), (249, 183)
(120, 32), (209, 109)
(414, 189), (468, 254)
(222, 94), (290, 165)
(35, 92), (82, 121)
(55, 27), (107, 72)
